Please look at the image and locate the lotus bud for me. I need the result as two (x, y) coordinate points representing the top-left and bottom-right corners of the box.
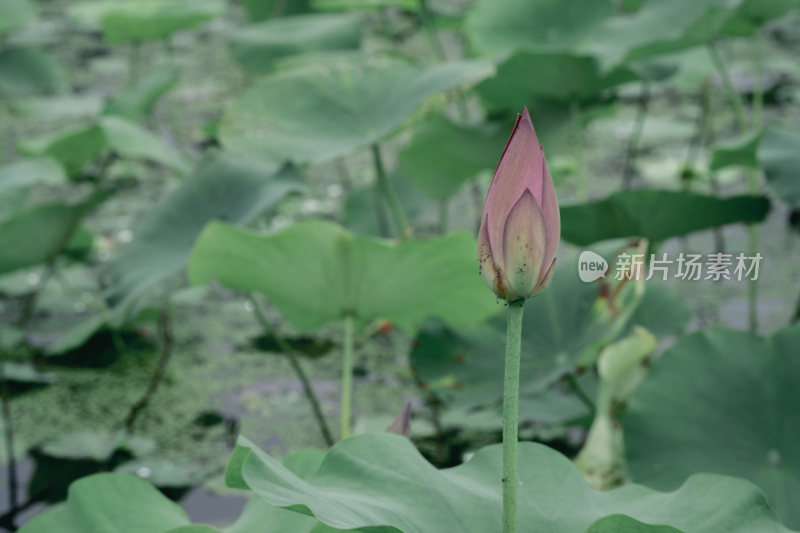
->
(478, 108), (560, 301)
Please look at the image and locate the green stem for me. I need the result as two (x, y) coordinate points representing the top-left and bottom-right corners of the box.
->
(747, 31), (765, 333)
(0, 361), (18, 517)
(371, 144), (411, 238)
(418, 0), (446, 62)
(129, 41), (141, 84)
(622, 82), (650, 190)
(502, 299), (525, 533)
(752, 30), (764, 131)
(707, 42), (747, 133)
(340, 314), (355, 439)
(249, 295), (334, 447)
(569, 100), (587, 202)
(438, 200), (448, 234)
(709, 40), (761, 332)
(123, 305), (174, 432)
(564, 374), (595, 415)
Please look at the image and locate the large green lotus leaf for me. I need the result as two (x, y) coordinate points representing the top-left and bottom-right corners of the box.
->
(99, 116), (189, 175)
(625, 326), (800, 529)
(0, 200), (96, 275)
(19, 124), (106, 176)
(104, 153), (300, 310)
(465, 0), (616, 56)
(243, 0), (314, 21)
(219, 57), (494, 165)
(584, 0), (738, 69)
(398, 115), (505, 200)
(188, 220), (498, 332)
(11, 94), (103, 120)
(477, 51), (638, 106)
(103, 64), (180, 121)
(20, 462), (350, 533)
(20, 118), (187, 176)
(98, 0), (225, 43)
(721, 0), (800, 35)
(586, 515), (684, 533)
(465, 0), (742, 71)
(0, 0), (35, 36)
(228, 498), (352, 533)
(164, 525), (222, 533)
(229, 433), (790, 533)
(0, 46), (66, 97)
(623, 283), (690, 339)
(18, 473), (191, 533)
(561, 190), (770, 246)
(38, 431), (156, 461)
(757, 127), (800, 208)
(0, 157), (65, 204)
(411, 255), (636, 409)
(341, 171), (432, 237)
(709, 130), (762, 171)
(230, 13), (362, 74)
(313, 0), (417, 10)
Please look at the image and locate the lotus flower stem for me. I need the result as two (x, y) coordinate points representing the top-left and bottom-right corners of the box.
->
(340, 314), (355, 439)
(502, 298), (525, 533)
(371, 144), (411, 238)
(476, 108), (561, 532)
(249, 295), (334, 447)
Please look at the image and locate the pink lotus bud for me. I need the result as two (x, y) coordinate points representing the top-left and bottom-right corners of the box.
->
(478, 108), (560, 301)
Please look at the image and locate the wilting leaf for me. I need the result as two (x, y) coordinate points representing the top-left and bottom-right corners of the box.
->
(188, 220), (498, 332)
(219, 56), (494, 164)
(625, 325), (800, 529)
(561, 190), (770, 246)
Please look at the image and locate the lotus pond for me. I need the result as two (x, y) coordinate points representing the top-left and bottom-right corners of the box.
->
(0, 0), (799, 532)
